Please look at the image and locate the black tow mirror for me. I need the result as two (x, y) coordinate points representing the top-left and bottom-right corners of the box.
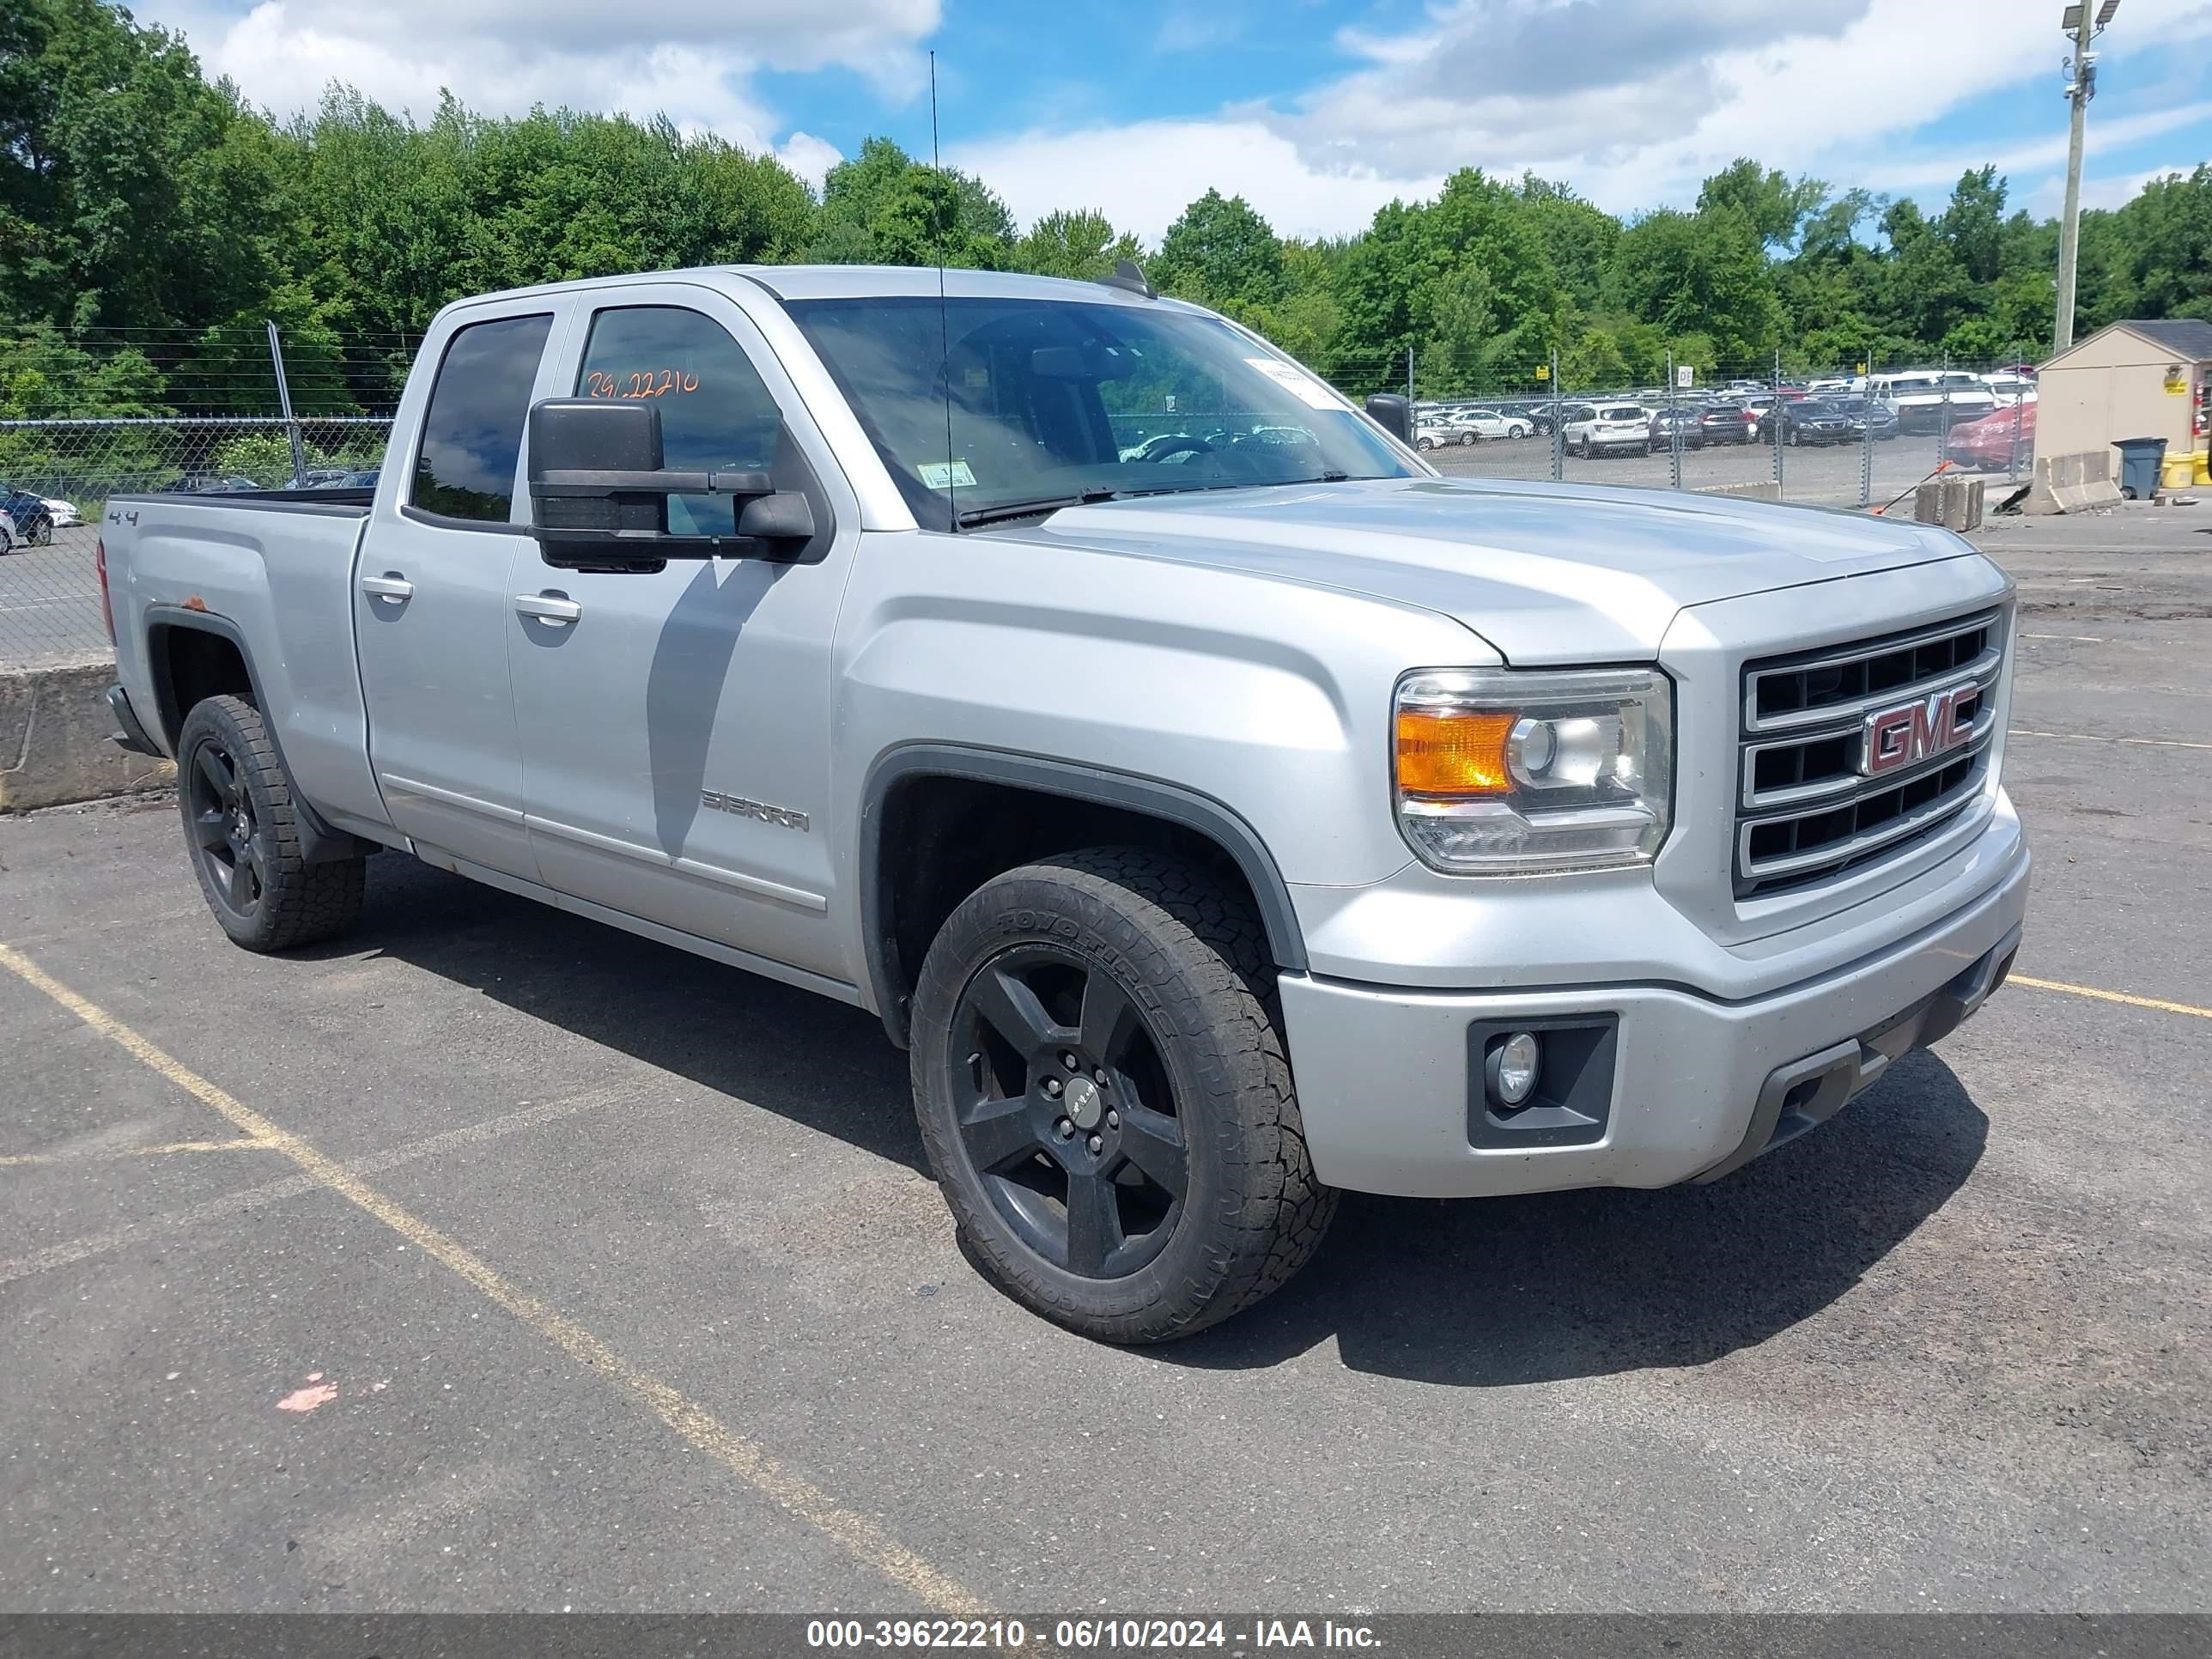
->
(526, 398), (817, 568)
(1365, 392), (1413, 445)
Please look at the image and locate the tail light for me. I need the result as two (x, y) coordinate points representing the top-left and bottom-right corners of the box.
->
(95, 536), (115, 643)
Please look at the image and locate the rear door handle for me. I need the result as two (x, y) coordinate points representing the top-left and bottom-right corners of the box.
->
(514, 593), (582, 626)
(361, 574), (413, 604)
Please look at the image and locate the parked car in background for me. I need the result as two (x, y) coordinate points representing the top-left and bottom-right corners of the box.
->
(1487, 401), (1553, 434)
(1646, 407), (1706, 450)
(42, 496), (83, 527)
(1445, 408), (1529, 441)
(165, 474), (265, 494)
(338, 469), (380, 489)
(1979, 374), (2038, 405)
(1698, 403), (1760, 445)
(1827, 396), (1900, 441)
(1565, 404), (1650, 457)
(0, 508), (16, 553)
(1871, 372), (1996, 432)
(1768, 398), (1855, 447)
(1943, 401), (2036, 471)
(1413, 416), (1455, 451)
(0, 484), (56, 544)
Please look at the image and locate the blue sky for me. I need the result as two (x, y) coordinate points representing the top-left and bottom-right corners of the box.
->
(156, 0), (2212, 243)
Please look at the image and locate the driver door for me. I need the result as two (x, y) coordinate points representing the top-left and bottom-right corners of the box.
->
(507, 284), (860, 984)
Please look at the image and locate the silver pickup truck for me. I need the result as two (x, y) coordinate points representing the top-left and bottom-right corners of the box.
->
(98, 265), (2028, 1342)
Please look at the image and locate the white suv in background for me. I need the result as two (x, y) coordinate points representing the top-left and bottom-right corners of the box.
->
(1447, 408), (1530, 441)
(1565, 403), (1651, 457)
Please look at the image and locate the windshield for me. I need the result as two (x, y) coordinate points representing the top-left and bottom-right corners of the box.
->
(784, 295), (1415, 530)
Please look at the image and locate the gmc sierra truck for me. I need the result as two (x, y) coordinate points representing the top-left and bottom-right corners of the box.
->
(99, 265), (2028, 1342)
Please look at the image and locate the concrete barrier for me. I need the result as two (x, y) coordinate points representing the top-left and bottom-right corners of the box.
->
(0, 659), (173, 812)
(2023, 450), (2125, 515)
(1913, 477), (1984, 532)
(1694, 480), (1783, 501)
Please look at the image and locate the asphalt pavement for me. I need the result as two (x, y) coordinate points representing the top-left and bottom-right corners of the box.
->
(0, 510), (2206, 1619)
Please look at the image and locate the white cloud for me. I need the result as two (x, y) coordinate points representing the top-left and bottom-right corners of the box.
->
(946, 120), (1444, 246)
(2027, 159), (2204, 216)
(775, 132), (845, 191)
(958, 0), (2212, 242)
(156, 0), (934, 164)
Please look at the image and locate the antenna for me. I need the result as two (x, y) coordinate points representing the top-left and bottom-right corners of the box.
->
(931, 51), (957, 533)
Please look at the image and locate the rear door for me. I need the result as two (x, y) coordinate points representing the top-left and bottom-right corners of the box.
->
(356, 303), (569, 877)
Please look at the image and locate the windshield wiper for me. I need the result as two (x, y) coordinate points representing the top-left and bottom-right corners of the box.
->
(954, 487), (1121, 529)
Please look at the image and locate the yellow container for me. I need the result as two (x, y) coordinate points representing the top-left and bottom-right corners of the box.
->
(2196, 448), (2210, 486)
(2162, 452), (2197, 489)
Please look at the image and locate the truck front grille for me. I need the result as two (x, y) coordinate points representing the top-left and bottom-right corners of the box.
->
(1735, 610), (2003, 898)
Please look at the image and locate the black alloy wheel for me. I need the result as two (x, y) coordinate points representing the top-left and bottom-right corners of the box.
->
(174, 694), (365, 951)
(947, 944), (1186, 1279)
(186, 732), (269, 921)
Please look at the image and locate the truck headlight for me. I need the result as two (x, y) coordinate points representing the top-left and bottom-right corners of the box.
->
(1394, 667), (1674, 874)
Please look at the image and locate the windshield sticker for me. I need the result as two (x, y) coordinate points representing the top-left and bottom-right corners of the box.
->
(1244, 357), (1339, 410)
(917, 461), (978, 489)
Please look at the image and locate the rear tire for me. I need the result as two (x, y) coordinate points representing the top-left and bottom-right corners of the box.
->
(177, 695), (365, 952)
(909, 848), (1336, 1344)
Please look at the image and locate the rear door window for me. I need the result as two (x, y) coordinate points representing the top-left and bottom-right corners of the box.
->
(412, 313), (556, 522)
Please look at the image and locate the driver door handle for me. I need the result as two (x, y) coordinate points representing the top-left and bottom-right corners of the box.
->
(514, 592), (582, 626)
(360, 574), (413, 604)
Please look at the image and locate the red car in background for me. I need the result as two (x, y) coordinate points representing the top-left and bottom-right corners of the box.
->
(1943, 401), (2036, 471)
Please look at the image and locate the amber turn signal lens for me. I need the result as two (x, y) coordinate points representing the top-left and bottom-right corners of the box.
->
(1395, 707), (1516, 797)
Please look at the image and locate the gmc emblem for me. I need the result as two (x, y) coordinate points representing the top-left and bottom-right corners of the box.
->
(1862, 684), (1978, 776)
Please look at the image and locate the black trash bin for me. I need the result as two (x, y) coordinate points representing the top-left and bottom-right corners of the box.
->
(2113, 436), (2167, 500)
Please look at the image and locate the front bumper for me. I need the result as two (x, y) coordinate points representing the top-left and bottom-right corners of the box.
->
(1277, 830), (2029, 1200)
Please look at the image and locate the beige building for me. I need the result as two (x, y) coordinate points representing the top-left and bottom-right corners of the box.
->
(2033, 318), (2212, 481)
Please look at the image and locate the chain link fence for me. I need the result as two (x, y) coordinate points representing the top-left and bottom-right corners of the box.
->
(1301, 348), (2038, 516)
(0, 416), (392, 668)
(1, 323), (2039, 672)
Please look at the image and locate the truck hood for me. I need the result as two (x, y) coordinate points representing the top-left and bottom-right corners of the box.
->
(1023, 476), (1978, 662)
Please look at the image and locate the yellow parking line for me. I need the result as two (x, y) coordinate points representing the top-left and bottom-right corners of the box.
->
(0, 941), (989, 1619)
(0, 1138), (274, 1169)
(2009, 728), (2212, 751)
(2009, 975), (2212, 1021)
(0, 1087), (641, 1288)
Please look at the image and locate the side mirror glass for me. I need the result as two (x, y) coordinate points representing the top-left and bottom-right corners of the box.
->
(1365, 392), (1413, 445)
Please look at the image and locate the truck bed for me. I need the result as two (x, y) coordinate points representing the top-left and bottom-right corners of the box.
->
(104, 489), (389, 842)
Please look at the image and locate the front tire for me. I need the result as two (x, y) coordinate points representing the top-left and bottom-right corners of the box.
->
(1507, 424), (1526, 440)
(177, 695), (365, 952)
(909, 848), (1336, 1344)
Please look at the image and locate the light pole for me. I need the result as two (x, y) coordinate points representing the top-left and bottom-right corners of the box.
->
(2053, 0), (2119, 353)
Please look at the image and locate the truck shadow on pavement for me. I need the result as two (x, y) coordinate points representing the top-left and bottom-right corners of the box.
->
(327, 856), (1988, 1388)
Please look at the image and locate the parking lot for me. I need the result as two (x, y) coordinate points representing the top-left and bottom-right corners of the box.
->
(1429, 428), (2004, 505)
(2, 510), (2207, 1620)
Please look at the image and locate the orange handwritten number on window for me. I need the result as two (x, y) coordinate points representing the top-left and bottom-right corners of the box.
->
(583, 367), (702, 398)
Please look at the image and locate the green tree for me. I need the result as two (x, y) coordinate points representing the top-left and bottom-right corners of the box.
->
(1152, 189), (1286, 307)
(1012, 209), (1141, 281)
(1938, 165), (2009, 284)
(1607, 204), (1782, 365)
(0, 0), (287, 331)
(1697, 158), (1827, 252)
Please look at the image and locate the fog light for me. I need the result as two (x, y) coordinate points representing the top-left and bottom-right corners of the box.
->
(1488, 1030), (1542, 1107)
